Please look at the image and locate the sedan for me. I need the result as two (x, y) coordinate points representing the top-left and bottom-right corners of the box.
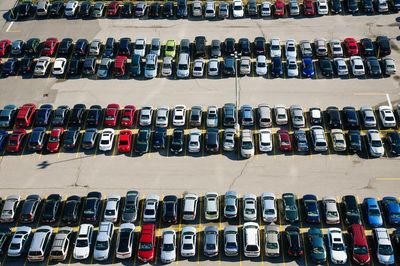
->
(333, 58), (348, 76)
(387, 132), (400, 155)
(286, 226), (303, 257)
(365, 57), (382, 76)
(40, 194), (62, 223)
(303, 194), (320, 223)
(366, 129), (384, 157)
(181, 226), (197, 257)
(118, 130), (132, 153)
(192, 59), (205, 77)
(302, 58), (314, 77)
(103, 194), (121, 223)
(308, 228), (326, 263)
(277, 130), (292, 152)
(350, 56), (365, 76)
(46, 127), (64, 153)
(20, 195), (41, 223)
(259, 129), (273, 152)
(160, 230), (176, 263)
(82, 191), (102, 222)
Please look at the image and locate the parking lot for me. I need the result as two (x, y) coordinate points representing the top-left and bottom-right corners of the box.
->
(0, 0), (399, 265)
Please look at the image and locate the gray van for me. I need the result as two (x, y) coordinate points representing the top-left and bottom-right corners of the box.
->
(27, 226), (53, 262)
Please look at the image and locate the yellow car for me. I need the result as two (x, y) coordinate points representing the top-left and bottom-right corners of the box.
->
(164, 39), (176, 58)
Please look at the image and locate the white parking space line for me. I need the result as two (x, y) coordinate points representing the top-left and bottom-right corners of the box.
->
(5, 21), (14, 32)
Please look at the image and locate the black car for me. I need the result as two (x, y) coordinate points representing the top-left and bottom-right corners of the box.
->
(360, 38), (375, 56)
(365, 56), (382, 76)
(286, 226), (303, 257)
(121, 2), (133, 17)
(394, 0), (400, 11)
(271, 57), (283, 77)
(69, 104), (87, 126)
(148, 2), (161, 17)
(28, 127), (46, 151)
(342, 106), (360, 128)
(68, 58), (83, 75)
(82, 57), (97, 75)
(116, 224), (135, 256)
(319, 58), (333, 77)
(16, 1), (33, 18)
(52, 105), (70, 126)
(387, 132), (400, 155)
(49, 1), (64, 17)
(347, 0), (359, 13)
(206, 128), (219, 153)
(122, 190), (140, 223)
(393, 229), (400, 255)
(135, 128), (151, 154)
(153, 127), (167, 149)
(35, 104), (53, 126)
(118, 38), (132, 56)
(180, 39), (191, 54)
(0, 229), (11, 255)
(2, 58), (19, 76)
(254, 37), (266, 55)
(247, 0), (258, 16)
(238, 38), (251, 56)
(62, 195), (81, 224)
(176, 0), (188, 17)
(163, 2), (175, 17)
(58, 38), (73, 55)
(223, 56), (236, 76)
(74, 39), (89, 56)
(20, 195), (41, 223)
(331, 0), (343, 13)
(362, 0), (374, 12)
(326, 106), (342, 128)
(162, 195), (178, 223)
(20, 57), (34, 74)
(41, 194), (62, 223)
(348, 130), (362, 152)
(376, 36), (391, 56)
(79, 1), (92, 17)
(170, 129), (184, 154)
(24, 38), (40, 55)
(63, 127), (81, 149)
(86, 105), (102, 127)
(194, 36), (207, 58)
(224, 38), (236, 55)
(342, 195), (361, 224)
(103, 37), (116, 58)
(82, 191), (102, 223)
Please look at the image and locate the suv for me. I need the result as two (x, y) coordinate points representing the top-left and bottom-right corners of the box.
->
(310, 126), (327, 152)
(15, 103), (36, 128)
(243, 222), (260, 257)
(27, 226), (53, 262)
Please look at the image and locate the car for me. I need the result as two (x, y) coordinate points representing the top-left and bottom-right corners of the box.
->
(46, 127), (64, 153)
(28, 127), (46, 151)
(63, 128), (80, 149)
(364, 197), (383, 227)
(270, 38), (281, 58)
(117, 130), (132, 153)
(342, 106), (360, 129)
(20, 195), (41, 223)
(164, 39), (176, 58)
(85, 105), (101, 125)
(308, 228), (327, 263)
(218, 1), (230, 18)
(362, 0), (374, 12)
(121, 2), (133, 17)
(377, 0), (389, 12)
(382, 57), (396, 75)
(223, 56), (235, 76)
(135, 1), (147, 17)
(349, 224), (370, 265)
(51, 58), (67, 76)
(315, 38), (328, 57)
(139, 106), (153, 127)
(344, 38), (359, 56)
(286, 57), (299, 77)
(342, 195), (361, 225)
(322, 197), (340, 224)
(386, 132), (400, 156)
(68, 58), (83, 75)
(135, 128), (151, 155)
(302, 57), (315, 77)
(189, 106), (202, 127)
(64, 0), (78, 16)
(348, 130), (362, 153)
(78, 1), (91, 17)
(143, 195), (159, 223)
(82, 191), (102, 222)
(210, 40), (221, 58)
(243, 222), (260, 257)
(152, 128), (167, 150)
(241, 129), (254, 158)
(81, 128), (98, 150)
(224, 226), (239, 256)
(208, 58), (220, 76)
(160, 56), (172, 77)
(162, 195), (178, 224)
(10, 40), (25, 56)
(41, 37), (58, 57)
(93, 222), (114, 261)
(261, 192), (277, 222)
(309, 108), (322, 126)
(181, 226), (196, 257)
(247, 0), (258, 16)
(265, 225), (279, 257)
(122, 191), (140, 223)
(96, 58), (112, 79)
(204, 192), (219, 221)
(73, 224), (94, 260)
(115, 223), (135, 259)
(350, 56), (365, 76)
(259, 129), (273, 152)
(317, 0), (329, 14)
(294, 130), (309, 152)
(347, 0), (359, 12)
(51, 105), (69, 128)
(19, 57), (34, 74)
(92, 2), (105, 17)
(243, 194), (257, 221)
(41, 194), (62, 224)
(176, 0), (188, 17)
(327, 228), (348, 264)
(182, 193), (198, 221)
(107, 1), (120, 16)
(289, 0), (300, 15)
(48, 1), (64, 17)
(0, 229), (11, 255)
(258, 104), (272, 128)
(379, 106), (396, 128)
(286, 226), (303, 256)
(33, 56), (51, 77)
(365, 57), (382, 76)
(366, 130), (384, 157)
(290, 105), (305, 128)
(0, 131), (8, 150)
(162, 2), (174, 18)
(192, 0), (202, 17)
(224, 191), (238, 218)
(60, 195), (81, 225)
(373, 228), (394, 265)
(204, 226), (219, 257)
(34, 104), (53, 127)
(0, 104), (17, 128)
(330, 40), (344, 57)
(172, 105), (186, 127)
(7, 226), (32, 257)
(274, 0), (285, 16)
(359, 38), (375, 57)
(144, 54), (158, 78)
(300, 40), (313, 58)
(192, 58), (205, 77)
(239, 57), (251, 75)
(232, 0), (244, 17)
(2, 58), (19, 77)
(382, 196), (400, 225)
(331, 129), (347, 152)
(188, 129), (201, 153)
(274, 104), (288, 125)
(25, 38), (40, 55)
(133, 38), (146, 57)
(194, 36), (207, 58)
(278, 130), (292, 152)
(0, 39), (11, 57)
(170, 129), (184, 154)
(0, 195), (21, 223)
(119, 105), (136, 128)
(240, 105), (254, 126)
(82, 57), (97, 75)
(304, 0), (316, 15)
(256, 55), (268, 76)
(319, 58), (333, 77)
(206, 106), (219, 128)
(6, 128), (26, 153)
(285, 39), (297, 58)
(360, 106), (376, 128)
(103, 194), (121, 223)
(223, 128), (236, 151)
(326, 106), (342, 128)
(303, 194), (320, 223)
(160, 230), (177, 263)
(176, 53), (190, 78)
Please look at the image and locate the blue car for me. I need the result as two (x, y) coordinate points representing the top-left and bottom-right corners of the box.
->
(0, 130), (8, 150)
(302, 58), (315, 77)
(363, 197), (383, 227)
(303, 194), (320, 223)
(382, 197), (400, 225)
(271, 57), (283, 77)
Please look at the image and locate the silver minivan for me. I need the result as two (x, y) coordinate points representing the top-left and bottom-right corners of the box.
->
(177, 53), (190, 78)
(28, 226), (53, 262)
(36, 0), (50, 16)
(49, 227), (73, 261)
(182, 193), (198, 221)
(258, 104), (272, 128)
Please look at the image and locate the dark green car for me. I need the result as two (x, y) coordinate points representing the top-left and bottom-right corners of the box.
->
(282, 193), (299, 223)
(135, 129), (151, 155)
(308, 228), (326, 263)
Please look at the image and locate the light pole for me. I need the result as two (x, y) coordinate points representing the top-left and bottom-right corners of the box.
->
(233, 51), (240, 136)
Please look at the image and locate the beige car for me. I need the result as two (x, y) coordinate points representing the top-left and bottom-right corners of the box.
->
(265, 225), (280, 257)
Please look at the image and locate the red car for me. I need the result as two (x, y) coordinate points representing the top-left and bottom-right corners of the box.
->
(120, 105), (136, 127)
(104, 103), (120, 127)
(118, 130), (132, 152)
(0, 39), (11, 57)
(41, 37), (58, 56)
(349, 224), (370, 265)
(15, 103), (36, 128)
(278, 130), (292, 151)
(344, 38), (359, 56)
(46, 127), (64, 153)
(107, 1), (120, 16)
(274, 0), (285, 17)
(7, 129), (27, 152)
(137, 224), (156, 262)
(303, 0), (315, 16)
(113, 56), (127, 76)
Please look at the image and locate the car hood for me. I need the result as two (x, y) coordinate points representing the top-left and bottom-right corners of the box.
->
(138, 250), (154, 260)
(331, 249), (347, 260)
(286, 210), (298, 221)
(74, 246), (90, 257)
(161, 250), (175, 261)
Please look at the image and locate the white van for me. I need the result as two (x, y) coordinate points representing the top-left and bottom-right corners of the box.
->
(243, 222), (260, 257)
(177, 53), (190, 78)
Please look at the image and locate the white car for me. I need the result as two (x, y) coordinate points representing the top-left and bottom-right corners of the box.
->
(144, 54), (158, 79)
(134, 38), (146, 57)
(286, 57), (299, 77)
(285, 39), (297, 58)
(232, 0), (244, 17)
(99, 128), (115, 151)
(259, 129), (272, 152)
(374, 228), (394, 265)
(240, 56), (251, 75)
(243, 222), (260, 257)
(323, 197), (340, 224)
(204, 226), (219, 257)
(173, 105), (187, 126)
(261, 192), (277, 222)
(34, 57), (51, 76)
(223, 128), (236, 151)
(310, 125), (328, 152)
(274, 104), (288, 125)
(73, 224), (94, 260)
(192, 1), (202, 16)
(331, 129), (346, 152)
(52, 58), (67, 75)
(161, 230), (177, 263)
(143, 194), (160, 222)
(265, 225), (280, 257)
(64, 0), (79, 16)
(1, 195), (21, 222)
(103, 194), (121, 223)
(256, 55), (268, 76)
(382, 57), (396, 75)
(379, 106), (396, 128)
(208, 58), (219, 76)
(224, 191), (238, 218)
(188, 129), (201, 153)
(270, 38), (281, 58)
(350, 56), (365, 76)
(243, 194), (257, 221)
(327, 228), (347, 264)
(205, 1), (216, 18)
(260, 1), (271, 16)
(155, 106), (170, 128)
(378, 0), (389, 12)
(115, 223), (135, 259)
(333, 58), (349, 76)
(139, 106), (153, 126)
(241, 129), (254, 158)
(8, 226), (31, 257)
(317, 0), (329, 14)
(206, 106), (219, 127)
(162, 56), (173, 77)
(290, 105), (305, 128)
(205, 192), (219, 220)
(93, 222), (114, 261)
(224, 226), (239, 256)
(330, 40), (344, 57)
(177, 53), (190, 78)
(360, 106), (377, 128)
(366, 129), (384, 157)
(181, 226), (197, 257)
(192, 58), (205, 77)
(289, 0), (300, 15)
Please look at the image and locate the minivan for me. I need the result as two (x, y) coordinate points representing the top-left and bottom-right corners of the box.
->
(349, 224), (370, 265)
(15, 103), (36, 128)
(49, 227), (73, 261)
(243, 222), (260, 257)
(258, 104), (272, 127)
(177, 53), (190, 78)
(27, 226), (53, 262)
(182, 193), (198, 221)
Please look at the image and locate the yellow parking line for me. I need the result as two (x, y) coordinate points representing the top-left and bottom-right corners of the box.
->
(375, 177), (400, 181)
(197, 195), (202, 264)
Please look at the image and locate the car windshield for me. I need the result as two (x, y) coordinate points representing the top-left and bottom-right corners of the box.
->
(234, 5), (242, 10)
(332, 243), (344, 251)
(371, 140), (382, 147)
(226, 205), (236, 212)
(9, 243), (20, 250)
(163, 243), (174, 251)
(242, 141), (253, 149)
(379, 244), (393, 255)
(368, 208), (380, 216)
(354, 245), (368, 255)
(146, 64), (155, 70)
(226, 241), (237, 249)
(139, 242), (153, 251)
(105, 209), (115, 216)
(267, 242), (278, 249)
(76, 239), (88, 247)
(96, 240), (109, 251)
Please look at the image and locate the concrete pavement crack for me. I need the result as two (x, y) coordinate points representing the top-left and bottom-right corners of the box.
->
(228, 159), (252, 190)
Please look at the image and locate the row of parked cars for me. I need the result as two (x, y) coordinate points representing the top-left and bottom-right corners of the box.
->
(11, 0), (400, 21)
(0, 192), (399, 263)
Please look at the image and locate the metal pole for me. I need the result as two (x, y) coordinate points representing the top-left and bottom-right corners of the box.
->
(234, 51), (240, 135)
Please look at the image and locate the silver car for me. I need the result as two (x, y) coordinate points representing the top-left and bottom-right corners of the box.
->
(97, 58), (112, 79)
(1, 195), (21, 223)
(224, 191), (238, 219)
(160, 230), (176, 263)
(208, 58), (220, 76)
(89, 39), (102, 56)
(300, 40), (313, 58)
(289, 0), (300, 15)
(261, 192), (277, 222)
(162, 56), (173, 77)
(223, 128), (236, 151)
(8, 226), (32, 257)
(265, 225), (280, 257)
(360, 106), (377, 128)
(206, 106), (219, 127)
(205, 192), (219, 221)
(290, 105), (305, 128)
(314, 38), (328, 57)
(139, 106), (153, 126)
(204, 226), (219, 257)
(224, 226), (239, 256)
(329, 39), (344, 57)
(333, 58), (349, 76)
(155, 106), (170, 128)
(243, 193), (257, 221)
(218, 2), (230, 18)
(323, 197), (340, 224)
(144, 54), (158, 79)
(188, 129), (201, 153)
(240, 56), (251, 75)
